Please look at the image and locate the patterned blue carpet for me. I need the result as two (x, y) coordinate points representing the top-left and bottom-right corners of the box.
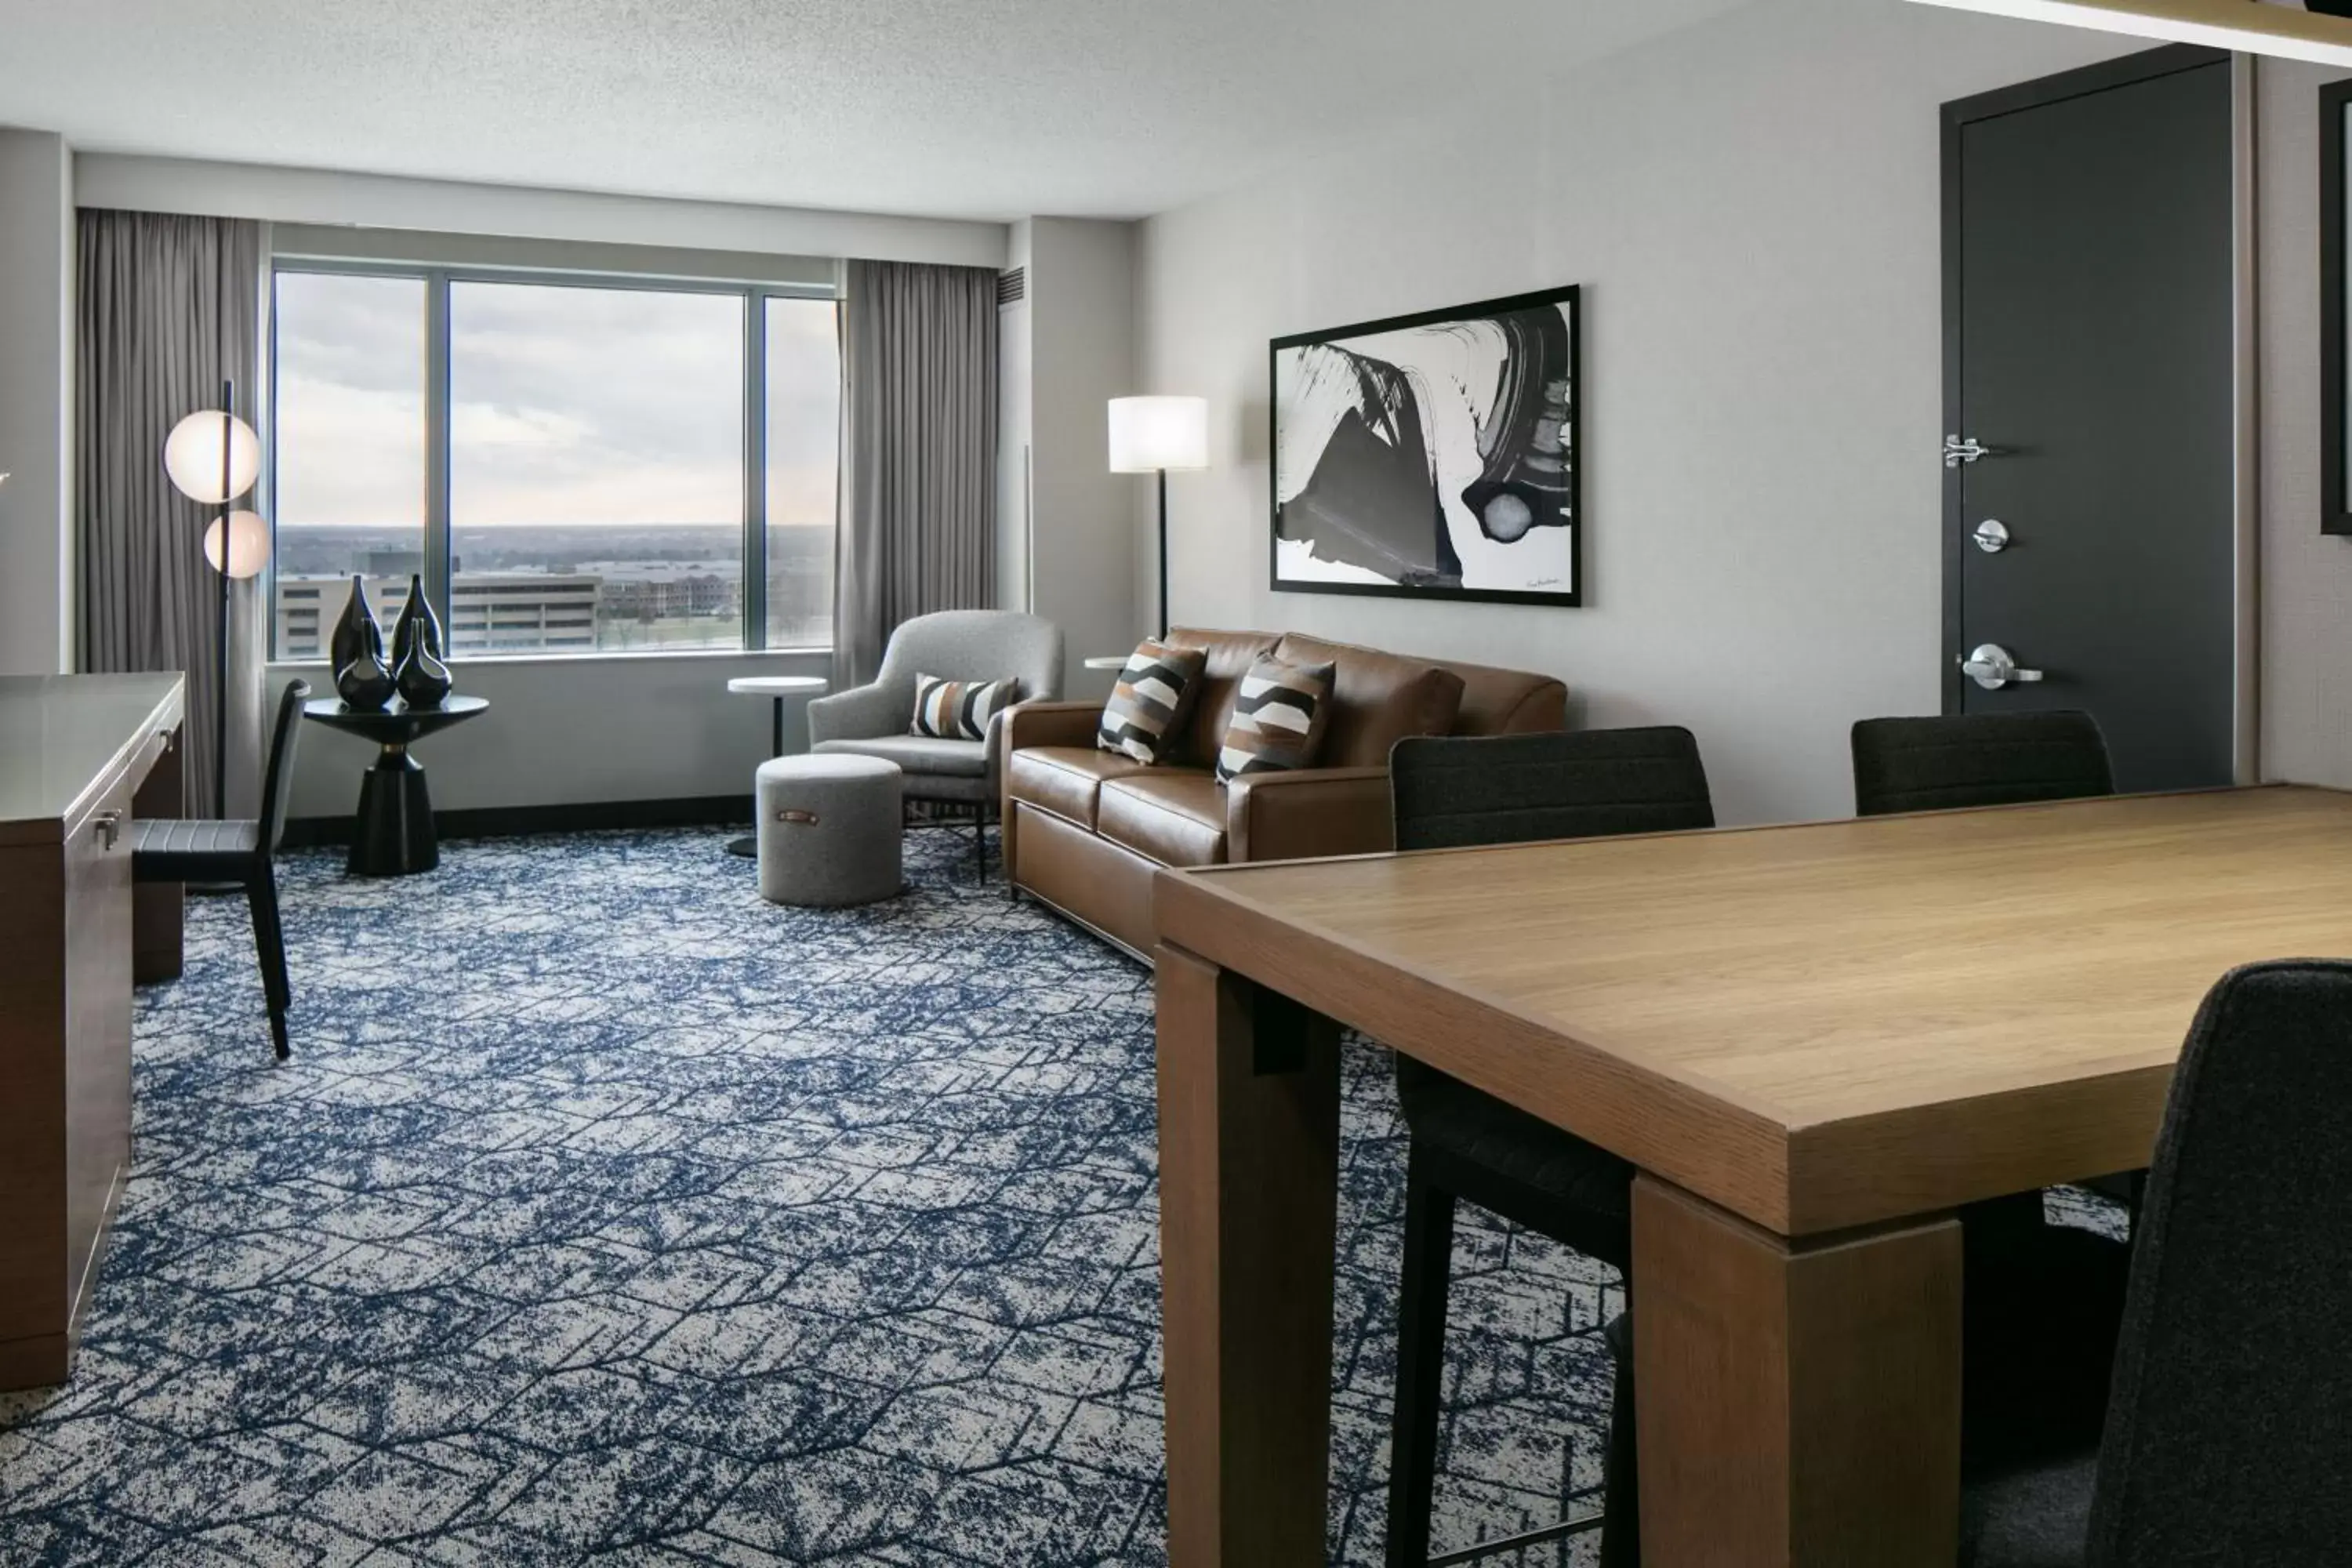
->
(0, 827), (1618, 1566)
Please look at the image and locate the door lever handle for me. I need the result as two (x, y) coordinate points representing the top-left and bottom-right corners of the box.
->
(1959, 643), (2043, 691)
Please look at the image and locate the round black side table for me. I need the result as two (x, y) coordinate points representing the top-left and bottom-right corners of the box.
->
(303, 695), (489, 877)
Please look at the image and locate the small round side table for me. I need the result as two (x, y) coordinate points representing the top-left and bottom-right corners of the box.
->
(726, 675), (829, 858)
(302, 695), (489, 877)
(1083, 655), (1130, 672)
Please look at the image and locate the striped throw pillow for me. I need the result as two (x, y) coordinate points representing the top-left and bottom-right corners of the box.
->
(1098, 640), (1208, 764)
(910, 673), (1017, 740)
(1216, 658), (1335, 782)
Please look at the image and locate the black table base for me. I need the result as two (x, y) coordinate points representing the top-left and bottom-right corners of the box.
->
(303, 695), (488, 879)
(352, 747), (439, 877)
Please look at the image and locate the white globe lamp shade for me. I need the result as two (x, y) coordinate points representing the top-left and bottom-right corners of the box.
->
(1108, 396), (1209, 474)
(164, 409), (262, 504)
(203, 510), (271, 579)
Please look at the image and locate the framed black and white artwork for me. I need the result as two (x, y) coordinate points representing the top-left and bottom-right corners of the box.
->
(1270, 285), (1580, 605)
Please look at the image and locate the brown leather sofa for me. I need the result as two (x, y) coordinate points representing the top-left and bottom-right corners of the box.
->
(1002, 628), (1568, 959)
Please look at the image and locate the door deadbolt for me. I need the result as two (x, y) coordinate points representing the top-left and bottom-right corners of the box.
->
(1973, 519), (2009, 554)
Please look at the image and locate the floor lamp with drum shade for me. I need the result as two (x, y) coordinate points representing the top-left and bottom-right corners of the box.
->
(1108, 396), (1209, 637)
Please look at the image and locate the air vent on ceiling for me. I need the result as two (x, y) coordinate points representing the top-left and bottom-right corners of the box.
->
(997, 267), (1026, 307)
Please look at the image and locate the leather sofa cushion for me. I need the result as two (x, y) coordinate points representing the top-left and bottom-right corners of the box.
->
(1272, 633), (1467, 768)
(1098, 771), (1229, 868)
(1007, 746), (1150, 830)
(1163, 628), (1283, 769)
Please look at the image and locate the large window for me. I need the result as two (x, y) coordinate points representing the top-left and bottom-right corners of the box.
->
(766, 298), (841, 649)
(270, 261), (839, 660)
(271, 272), (430, 661)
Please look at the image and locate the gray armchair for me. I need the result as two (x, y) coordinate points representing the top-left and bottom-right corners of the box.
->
(808, 610), (1065, 879)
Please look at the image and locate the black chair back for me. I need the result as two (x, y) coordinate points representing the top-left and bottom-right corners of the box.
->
(260, 679), (312, 855)
(2084, 960), (2352, 1566)
(1390, 727), (1715, 853)
(1850, 710), (2112, 817)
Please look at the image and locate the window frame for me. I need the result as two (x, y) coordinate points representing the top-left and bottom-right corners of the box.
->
(267, 255), (840, 662)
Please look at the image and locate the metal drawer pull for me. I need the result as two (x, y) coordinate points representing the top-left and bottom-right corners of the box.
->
(92, 811), (122, 850)
(776, 809), (819, 826)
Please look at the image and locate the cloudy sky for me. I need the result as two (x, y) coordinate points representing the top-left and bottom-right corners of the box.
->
(272, 271), (840, 534)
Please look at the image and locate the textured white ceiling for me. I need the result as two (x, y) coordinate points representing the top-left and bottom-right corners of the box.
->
(0, 0), (1748, 222)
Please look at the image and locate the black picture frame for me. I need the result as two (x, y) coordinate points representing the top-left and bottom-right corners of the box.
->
(1267, 284), (1583, 607)
(2325, 80), (2352, 534)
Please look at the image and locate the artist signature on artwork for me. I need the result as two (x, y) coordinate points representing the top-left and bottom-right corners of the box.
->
(1528, 578), (1564, 588)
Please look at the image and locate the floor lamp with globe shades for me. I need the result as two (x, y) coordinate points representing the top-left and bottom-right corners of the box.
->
(1108, 396), (1209, 637)
(163, 380), (268, 822)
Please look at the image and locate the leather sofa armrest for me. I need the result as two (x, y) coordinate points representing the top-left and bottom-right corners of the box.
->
(1225, 766), (1394, 864)
(1003, 699), (1102, 755)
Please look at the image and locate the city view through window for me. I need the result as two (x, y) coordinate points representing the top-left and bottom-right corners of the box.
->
(270, 269), (840, 662)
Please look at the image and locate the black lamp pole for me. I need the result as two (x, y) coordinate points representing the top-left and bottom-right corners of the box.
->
(1156, 467), (1170, 637)
(212, 378), (234, 821)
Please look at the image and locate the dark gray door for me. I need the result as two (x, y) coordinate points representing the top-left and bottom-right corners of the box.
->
(1944, 49), (2236, 793)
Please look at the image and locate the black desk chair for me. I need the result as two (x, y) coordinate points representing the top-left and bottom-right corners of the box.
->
(1962, 960), (2352, 1566)
(133, 678), (310, 1060)
(1385, 727), (1714, 1568)
(1851, 710), (2112, 818)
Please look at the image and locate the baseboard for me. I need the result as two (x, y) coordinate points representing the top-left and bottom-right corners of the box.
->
(285, 793), (1014, 850)
(285, 794), (750, 848)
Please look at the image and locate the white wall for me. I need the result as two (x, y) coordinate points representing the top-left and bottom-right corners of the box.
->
(2256, 56), (2352, 789)
(0, 128), (74, 676)
(273, 648), (832, 820)
(1133, 0), (2137, 825)
(75, 154), (1007, 270)
(1026, 216), (1141, 699)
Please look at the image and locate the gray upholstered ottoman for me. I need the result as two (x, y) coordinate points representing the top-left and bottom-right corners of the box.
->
(756, 754), (903, 907)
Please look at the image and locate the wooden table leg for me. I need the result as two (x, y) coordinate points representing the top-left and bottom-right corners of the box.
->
(1156, 941), (1342, 1567)
(1630, 1175), (1962, 1566)
(131, 723), (183, 984)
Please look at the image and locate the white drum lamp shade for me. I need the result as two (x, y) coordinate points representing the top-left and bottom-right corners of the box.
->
(204, 510), (272, 579)
(1109, 396), (1209, 474)
(164, 409), (262, 505)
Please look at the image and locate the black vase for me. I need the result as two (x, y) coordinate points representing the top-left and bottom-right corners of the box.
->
(394, 630), (452, 709)
(331, 575), (396, 711)
(390, 573), (453, 709)
(390, 573), (443, 666)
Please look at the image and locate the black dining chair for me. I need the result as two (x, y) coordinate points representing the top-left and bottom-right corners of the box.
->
(1851, 710), (2113, 818)
(1961, 959), (2352, 1567)
(1852, 710), (2143, 1221)
(133, 678), (310, 1060)
(1384, 726), (1715, 1568)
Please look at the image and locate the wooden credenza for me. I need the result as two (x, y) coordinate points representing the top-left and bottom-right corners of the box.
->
(0, 673), (185, 1389)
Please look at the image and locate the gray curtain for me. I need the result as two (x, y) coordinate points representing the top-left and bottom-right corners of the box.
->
(836, 259), (999, 687)
(78, 210), (267, 819)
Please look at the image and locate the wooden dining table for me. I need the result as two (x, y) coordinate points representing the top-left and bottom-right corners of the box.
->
(1151, 784), (2352, 1566)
